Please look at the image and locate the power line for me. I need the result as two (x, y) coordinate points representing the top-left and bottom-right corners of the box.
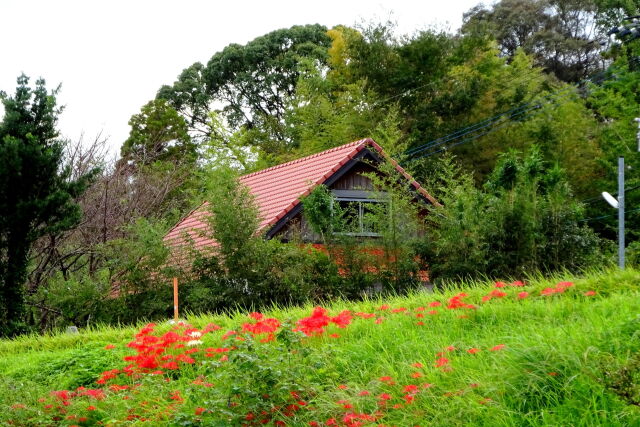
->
(579, 207), (640, 223)
(404, 84), (599, 162)
(402, 57), (639, 162)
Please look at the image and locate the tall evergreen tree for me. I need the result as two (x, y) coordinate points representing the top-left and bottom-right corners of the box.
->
(0, 75), (94, 336)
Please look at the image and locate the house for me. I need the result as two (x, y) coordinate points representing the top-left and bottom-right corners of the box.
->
(163, 138), (438, 267)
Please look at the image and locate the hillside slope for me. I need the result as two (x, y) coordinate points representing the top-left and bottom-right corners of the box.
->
(1, 269), (640, 426)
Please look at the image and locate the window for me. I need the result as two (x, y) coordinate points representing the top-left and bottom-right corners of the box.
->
(333, 190), (388, 236)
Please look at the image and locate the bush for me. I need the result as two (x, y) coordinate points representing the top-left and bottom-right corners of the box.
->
(426, 148), (601, 282)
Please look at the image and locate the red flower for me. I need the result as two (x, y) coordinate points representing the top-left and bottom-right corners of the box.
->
(429, 301), (442, 307)
(87, 405), (97, 411)
(248, 312), (264, 320)
(489, 289), (507, 298)
(411, 372), (422, 378)
(195, 407), (205, 415)
(358, 390), (370, 396)
(510, 281), (525, 287)
(411, 362), (423, 368)
(378, 393), (392, 401)
(517, 291), (529, 299)
(584, 290), (596, 296)
(403, 384), (419, 394)
(467, 348), (480, 354)
(379, 376), (393, 382)
(104, 344), (115, 350)
(338, 384), (348, 390)
(494, 281), (507, 288)
(331, 310), (352, 328)
(434, 357), (449, 367)
(490, 344), (506, 351)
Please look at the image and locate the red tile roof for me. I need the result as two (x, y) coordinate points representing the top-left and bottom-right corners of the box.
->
(164, 138), (437, 253)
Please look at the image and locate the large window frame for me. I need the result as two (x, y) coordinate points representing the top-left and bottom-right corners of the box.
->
(332, 189), (388, 237)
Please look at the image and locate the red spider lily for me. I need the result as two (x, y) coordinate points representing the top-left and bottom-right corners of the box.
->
(489, 289), (507, 298)
(434, 357), (449, 367)
(329, 333), (340, 338)
(541, 287), (557, 296)
(517, 291), (529, 299)
(411, 372), (422, 378)
(392, 307), (407, 313)
(403, 384), (419, 394)
(338, 384), (349, 389)
(331, 310), (353, 328)
(326, 418), (338, 426)
(378, 393), (392, 401)
(294, 307), (335, 336)
(104, 344), (115, 350)
(87, 405), (97, 411)
(248, 312), (264, 320)
(416, 313), (425, 318)
(358, 390), (370, 396)
(490, 344), (506, 351)
(447, 293), (475, 310)
(415, 307), (426, 312)
(428, 310), (438, 315)
(403, 394), (415, 403)
(510, 280), (525, 287)
(411, 362), (423, 368)
(494, 281), (507, 288)
(584, 290), (597, 296)
(467, 348), (480, 354)
(429, 301), (442, 307)
(195, 407), (205, 415)
(161, 361), (179, 370)
(77, 388), (105, 400)
(375, 317), (385, 324)
(354, 312), (375, 318)
(379, 376), (393, 382)
(169, 391), (183, 402)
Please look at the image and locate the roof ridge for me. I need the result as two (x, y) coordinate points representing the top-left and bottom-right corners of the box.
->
(240, 138), (372, 181)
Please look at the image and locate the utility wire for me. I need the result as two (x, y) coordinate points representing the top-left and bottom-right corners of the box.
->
(580, 207), (640, 223)
(402, 57), (639, 162)
(404, 84), (600, 162)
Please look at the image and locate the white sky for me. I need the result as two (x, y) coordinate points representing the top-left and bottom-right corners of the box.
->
(0, 0), (483, 154)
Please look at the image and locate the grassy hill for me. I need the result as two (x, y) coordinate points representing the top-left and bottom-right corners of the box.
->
(1, 268), (640, 426)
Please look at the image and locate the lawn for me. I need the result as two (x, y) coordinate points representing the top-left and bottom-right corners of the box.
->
(1, 268), (640, 426)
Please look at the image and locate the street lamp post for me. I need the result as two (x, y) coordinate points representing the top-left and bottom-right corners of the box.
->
(602, 157), (625, 269)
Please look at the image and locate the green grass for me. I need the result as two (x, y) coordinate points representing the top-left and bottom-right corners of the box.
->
(1, 268), (640, 426)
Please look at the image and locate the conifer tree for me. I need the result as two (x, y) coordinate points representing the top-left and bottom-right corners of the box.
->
(0, 75), (94, 336)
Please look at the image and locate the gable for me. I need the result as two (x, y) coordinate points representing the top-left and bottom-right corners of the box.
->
(163, 138), (438, 253)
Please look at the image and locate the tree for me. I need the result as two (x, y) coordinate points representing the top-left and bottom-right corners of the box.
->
(158, 24), (332, 155)
(0, 75), (94, 336)
(120, 99), (195, 167)
(462, 0), (611, 82)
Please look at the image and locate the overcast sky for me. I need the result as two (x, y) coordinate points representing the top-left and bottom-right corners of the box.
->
(1, 0), (483, 154)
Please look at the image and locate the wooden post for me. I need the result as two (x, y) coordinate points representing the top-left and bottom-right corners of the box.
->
(173, 277), (179, 322)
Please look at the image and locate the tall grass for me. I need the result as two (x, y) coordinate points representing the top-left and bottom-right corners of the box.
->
(1, 267), (639, 425)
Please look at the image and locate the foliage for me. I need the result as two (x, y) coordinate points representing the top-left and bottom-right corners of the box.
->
(0, 75), (95, 336)
(158, 24), (332, 154)
(1, 269), (640, 425)
(186, 167), (342, 311)
(120, 99), (196, 167)
(426, 149), (601, 281)
(461, 0), (614, 82)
